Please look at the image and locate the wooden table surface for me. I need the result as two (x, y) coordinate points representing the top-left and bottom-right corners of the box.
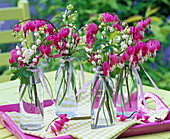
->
(0, 70), (170, 139)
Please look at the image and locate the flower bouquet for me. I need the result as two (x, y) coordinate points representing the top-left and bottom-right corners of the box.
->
(80, 11), (161, 128)
(10, 19), (54, 130)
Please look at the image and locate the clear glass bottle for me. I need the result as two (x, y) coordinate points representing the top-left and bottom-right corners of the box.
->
(19, 69), (44, 130)
(115, 65), (138, 117)
(55, 56), (78, 117)
(91, 67), (116, 129)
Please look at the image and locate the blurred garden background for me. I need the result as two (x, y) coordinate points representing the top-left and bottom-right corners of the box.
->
(0, 0), (170, 90)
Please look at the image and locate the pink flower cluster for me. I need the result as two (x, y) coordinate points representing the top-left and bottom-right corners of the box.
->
(120, 39), (161, 66)
(9, 48), (39, 67)
(130, 18), (151, 42)
(51, 114), (69, 136)
(132, 113), (150, 123)
(101, 13), (123, 31)
(100, 13), (119, 23)
(9, 49), (21, 64)
(100, 54), (119, 77)
(86, 23), (98, 47)
(117, 113), (150, 123)
(14, 20), (53, 38)
(45, 27), (80, 57)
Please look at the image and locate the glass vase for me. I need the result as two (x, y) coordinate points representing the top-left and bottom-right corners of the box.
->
(91, 67), (116, 129)
(55, 56), (78, 117)
(115, 65), (138, 117)
(19, 69), (44, 130)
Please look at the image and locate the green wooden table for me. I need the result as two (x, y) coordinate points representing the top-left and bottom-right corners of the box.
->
(0, 70), (170, 139)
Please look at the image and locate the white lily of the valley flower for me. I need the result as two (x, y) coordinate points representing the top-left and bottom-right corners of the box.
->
(98, 60), (101, 64)
(117, 63), (124, 69)
(122, 34), (129, 40)
(17, 50), (21, 55)
(22, 58), (29, 64)
(91, 61), (96, 66)
(101, 44), (105, 49)
(32, 45), (37, 49)
(116, 36), (120, 42)
(63, 50), (69, 54)
(36, 39), (41, 45)
(34, 32), (39, 37)
(113, 48), (118, 52)
(33, 58), (37, 63)
(60, 59), (65, 63)
(97, 50), (101, 53)
(21, 41), (25, 46)
(102, 31), (106, 35)
(18, 57), (22, 61)
(16, 45), (19, 49)
(19, 38), (23, 41)
(128, 39), (132, 45)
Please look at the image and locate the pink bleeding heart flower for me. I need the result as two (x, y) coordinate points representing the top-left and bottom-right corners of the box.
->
(29, 21), (36, 32)
(34, 57), (40, 65)
(39, 45), (53, 57)
(54, 54), (61, 58)
(35, 20), (42, 31)
(62, 117), (69, 123)
(142, 20), (148, 28)
(147, 41), (156, 53)
(47, 24), (53, 34)
(113, 14), (119, 22)
(23, 24), (28, 38)
(86, 23), (98, 34)
(59, 114), (67, 119)
(132, 113), (143, 120)
(101, 13), (114, 23)
(130, 26), (134, 35)
(73, 33), (78, 40)
(109, 54), (119, 67)
(9, 49), (18, 64)
(51, 125), (57, 136)
(127, 46), (135, 55)
(102, 62), (110, 77)
(137, 21), (143, 31)
(76, 37), (80, 44)
(14, 24), (22, 32)
(54, 122), (62, 131)
(60, 28), (70, 38)
(135, 42), (142, 54)
(117, 115), (128, 121)
(120, 54), (125, 64)
(141, 115), (150, 123)
(55, 120), (64, 126)
(154, 40), (161, 51)
(113, 22), (123, 31)
(124, 52), (130, 61)
(40, 20), (45, 26)
(147, 17), (152, 24)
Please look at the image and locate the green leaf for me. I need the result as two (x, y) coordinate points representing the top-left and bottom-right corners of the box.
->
(123, 15), (143, 23)
(145, 6), (160, 17)
(23, 70), (32, 77)
(113, 67), (120, 76)
(20, 74), (29, 85)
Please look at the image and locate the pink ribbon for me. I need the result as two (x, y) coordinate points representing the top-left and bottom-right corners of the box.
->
(140, 63), (159, 90)
(132, 66), (150, 112)
(27, 69), (54, 103)
(66, 57), (85, 95)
